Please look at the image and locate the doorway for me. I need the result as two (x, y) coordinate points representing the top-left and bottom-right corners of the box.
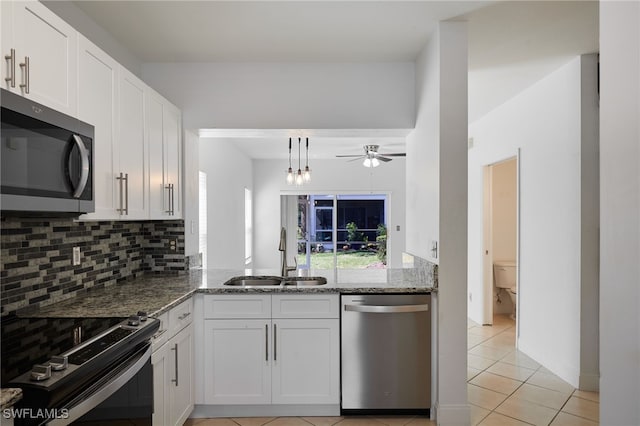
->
(483, 155), (519, 336)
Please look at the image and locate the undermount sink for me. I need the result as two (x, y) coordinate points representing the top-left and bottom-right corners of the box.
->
(223, 276), (283, 286)
(282, 277), (328, 286)
(222, 276), (328, 287)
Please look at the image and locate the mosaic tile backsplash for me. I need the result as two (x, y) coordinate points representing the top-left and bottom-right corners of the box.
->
(1, 218), (187, 316)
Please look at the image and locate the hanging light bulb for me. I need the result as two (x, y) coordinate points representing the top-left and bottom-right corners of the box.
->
(303, 137), (311, 182)
(286, 137), (294, 184)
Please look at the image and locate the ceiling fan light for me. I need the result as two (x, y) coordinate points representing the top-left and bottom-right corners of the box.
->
(363, 157), (380, 168)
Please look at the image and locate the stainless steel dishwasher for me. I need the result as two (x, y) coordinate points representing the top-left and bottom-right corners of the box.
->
(341, 294), (431, 413)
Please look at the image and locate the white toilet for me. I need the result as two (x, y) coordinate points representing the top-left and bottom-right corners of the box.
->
(493, 260), (517, 320)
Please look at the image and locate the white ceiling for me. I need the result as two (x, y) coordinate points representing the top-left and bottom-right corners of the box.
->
(72, 0), (598, 160)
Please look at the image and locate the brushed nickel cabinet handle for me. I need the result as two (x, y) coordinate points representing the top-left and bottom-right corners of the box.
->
(171, 183), (175, 215)
(116, 173), (125, 215)
(273, 323), (277, 361)
(165, 184), (172, 214)
(5, 48), (15, 87)
(19, 56), (29, 93)
(124, 173), (129, 215)
(265, 324), (269, 362)
(171, 343), (179, 386)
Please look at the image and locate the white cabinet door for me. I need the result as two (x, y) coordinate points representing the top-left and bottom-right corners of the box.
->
(6, 1), (77, 115)
(183, 130), (200, 256)
(151, 341), (171, 425)
(77, 35), (119, 221)
(271, 319), (340, 405)
(147, 91), (182, 219)
(163, 101), (182, 219)
(203, 320), (271, 405)
(147, 91), (165, 219)
(118, 68), (148, 219)
(1, 1), (15, 91)
(170, 323), (194, 426)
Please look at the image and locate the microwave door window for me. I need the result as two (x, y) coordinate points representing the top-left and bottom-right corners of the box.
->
(1, 113), (76, 199)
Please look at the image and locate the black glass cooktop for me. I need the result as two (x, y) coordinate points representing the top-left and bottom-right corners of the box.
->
(0, 316), (125, 387)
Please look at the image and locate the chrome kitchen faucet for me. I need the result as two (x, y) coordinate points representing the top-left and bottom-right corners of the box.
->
(279, 227), (297, 277)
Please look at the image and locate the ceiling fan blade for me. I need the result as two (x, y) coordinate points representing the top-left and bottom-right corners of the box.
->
(377, 153), (406, 157)
(376, 156), (393, 162)
(347, 156), (366, 162)
(336, 154), (365, 158)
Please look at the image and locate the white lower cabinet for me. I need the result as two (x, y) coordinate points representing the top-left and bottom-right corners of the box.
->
(203, 319), (271, 405)
(271, 318), (340, 405)
(152, 299), (194, 425)
(198, 294), (340, 410)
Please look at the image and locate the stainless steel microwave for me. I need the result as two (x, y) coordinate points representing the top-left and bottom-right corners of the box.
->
(1, 89), (94, 215)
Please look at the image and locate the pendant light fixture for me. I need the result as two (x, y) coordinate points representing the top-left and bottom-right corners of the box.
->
(286, 137), (294, 184)
(295, 137), (303, 185)
(303, 137), (311, 182)
(286, 136), (312, 185)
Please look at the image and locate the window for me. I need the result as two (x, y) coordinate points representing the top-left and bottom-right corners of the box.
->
(293, 194), (388, 270)
(199, 171), (207, 269)
(245, 188), (252, 265)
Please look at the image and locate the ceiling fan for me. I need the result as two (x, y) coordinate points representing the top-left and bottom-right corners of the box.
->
(336, 145), (406, 167)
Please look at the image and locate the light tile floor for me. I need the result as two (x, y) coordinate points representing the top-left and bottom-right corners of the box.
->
(467, 314), (599, 426)
(184, 314), (599, 426)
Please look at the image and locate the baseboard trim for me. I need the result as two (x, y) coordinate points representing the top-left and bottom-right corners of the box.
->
(579, 373), (600, 392)
(434, 403), (471, 426)
(191, 404), (340, 418)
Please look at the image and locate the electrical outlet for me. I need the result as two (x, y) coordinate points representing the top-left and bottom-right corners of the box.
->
(431, 240), (438, 259)
(72, 247), (81, 266)
(469, 293), (473, 302)
(169, 238), (177, 251)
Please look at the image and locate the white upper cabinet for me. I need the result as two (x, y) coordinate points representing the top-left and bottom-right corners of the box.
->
(1, 1), (77, 116)
(77, 35), (120, 221)
(183, 130), (200, 256)
(117, 67), (148, 219)
(147, 89), (183, 220)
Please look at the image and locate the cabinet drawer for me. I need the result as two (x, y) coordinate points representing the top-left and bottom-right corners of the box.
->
(203, 295), (271, 319)
(169, 298), (193, 335)
(151, 311), (170, 352)
(272, 294), (339, 319)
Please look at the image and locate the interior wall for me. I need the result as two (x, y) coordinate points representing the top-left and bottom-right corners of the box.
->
(468, 55), (598, 387)
(252, 158), (406, 271)
(599, 2), (640, 423)
(491, 159), (517, 315)
(407, 22), (469, 425)
(141, 62), (415, 130)
(199, 138), (253, 269)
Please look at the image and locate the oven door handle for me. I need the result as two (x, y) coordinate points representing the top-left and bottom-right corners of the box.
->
(48, 344), (151, 426)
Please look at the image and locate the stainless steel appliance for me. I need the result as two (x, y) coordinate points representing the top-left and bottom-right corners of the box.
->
(2, 313), (159, 425)
(341, 294), (431, 413)
(1, 88), (94, 214)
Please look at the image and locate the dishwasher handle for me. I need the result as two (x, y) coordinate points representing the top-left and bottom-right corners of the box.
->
(344, 303), (429, 314)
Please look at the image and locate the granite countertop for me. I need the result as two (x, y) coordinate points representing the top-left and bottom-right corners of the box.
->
(1, 387), (22, 409)
(18, 266), (435, 319)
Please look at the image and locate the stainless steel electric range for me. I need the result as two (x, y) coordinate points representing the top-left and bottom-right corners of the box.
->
(1, 312), (159, 425)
